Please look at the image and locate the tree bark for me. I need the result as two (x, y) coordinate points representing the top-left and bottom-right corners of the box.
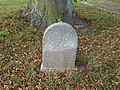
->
(22, 0), (86, 28)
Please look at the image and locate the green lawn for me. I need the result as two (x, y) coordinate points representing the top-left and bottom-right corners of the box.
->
(0, 0), (120, 89)
(0, 0), (27, 17)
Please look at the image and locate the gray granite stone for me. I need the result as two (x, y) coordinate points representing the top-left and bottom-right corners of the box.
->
(41, 22), (78, 71)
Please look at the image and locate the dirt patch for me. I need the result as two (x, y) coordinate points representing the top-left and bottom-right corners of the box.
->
(80, 0), (120, 14)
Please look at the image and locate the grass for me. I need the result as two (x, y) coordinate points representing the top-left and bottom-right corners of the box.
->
(0, 0), (27, 17)
(0, 0), (120, 89)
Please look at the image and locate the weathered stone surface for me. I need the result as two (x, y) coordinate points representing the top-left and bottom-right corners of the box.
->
(41, 22), (78, 71)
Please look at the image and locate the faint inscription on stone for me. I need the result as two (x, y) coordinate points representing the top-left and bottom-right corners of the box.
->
(41, 22), (78, 71)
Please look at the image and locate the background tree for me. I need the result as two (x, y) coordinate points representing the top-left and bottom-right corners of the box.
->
(22, 0), (86, 28)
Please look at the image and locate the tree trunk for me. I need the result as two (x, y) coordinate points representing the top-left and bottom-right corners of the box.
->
(22, 0), (86, 28)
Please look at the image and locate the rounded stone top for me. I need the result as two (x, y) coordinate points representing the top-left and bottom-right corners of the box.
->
(44, 22), (76, 35)
(43, 22), (78, 51)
